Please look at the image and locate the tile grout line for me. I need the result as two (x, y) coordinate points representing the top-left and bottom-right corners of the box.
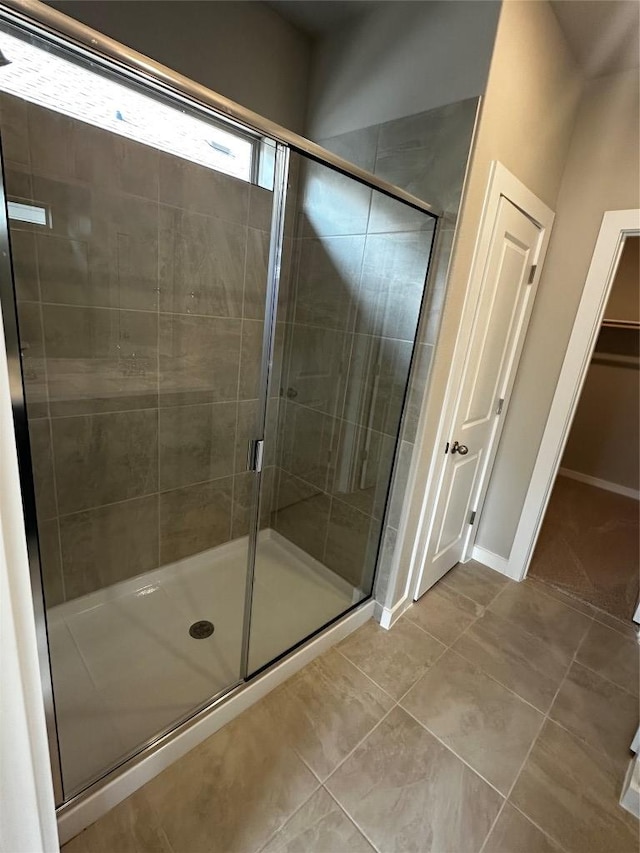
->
(24, 203), (70, 602)
(316, 704), (399, 787)
(442, 646), (549, 716)
(332, 646), (400, 706)
(571, 656), (640, 700)
(452, 582), (596, 680)
(335, 626), (450, 708)
(253, 778), (324, 853)
(397, 612), (451, 649)
(399, 704), (506, 800)
(509, 801), (573, 853)
(322, 784), (381, 853)
(476, 799), (508, 853)
(34, 396), (260, 422)
(492, 612), (597, 851)
(395, 572), (602, 853)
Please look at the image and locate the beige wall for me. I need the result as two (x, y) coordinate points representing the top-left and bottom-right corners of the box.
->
(561, 359), (640, 491)
(391, 0), (583, 604)
(560, 237), (639, 492)
(50, 1), (311, 132)
(477, 67), (640, 557)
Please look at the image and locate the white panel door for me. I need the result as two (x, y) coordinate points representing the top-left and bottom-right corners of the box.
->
(417, 197), (542, 594)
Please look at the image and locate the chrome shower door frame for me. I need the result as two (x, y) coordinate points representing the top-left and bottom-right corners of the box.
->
(0, 0), (441, 813)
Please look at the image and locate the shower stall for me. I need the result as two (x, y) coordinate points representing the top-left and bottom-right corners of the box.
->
(0, 1), (438, 809)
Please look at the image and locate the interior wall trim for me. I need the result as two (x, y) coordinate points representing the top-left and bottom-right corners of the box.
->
(410, 161), (555, 601)
(558, 467), (640, 502)
(470, 545), (509, 576)
(508, 210), (640, 582)
(379, 594), (412, 629)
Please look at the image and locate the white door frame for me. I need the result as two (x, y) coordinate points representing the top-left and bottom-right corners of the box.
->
(412, 162), (554, 601)
(508, 209), (640, 581)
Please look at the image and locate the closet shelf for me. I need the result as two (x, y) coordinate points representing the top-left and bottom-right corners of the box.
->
(601, 318), (640, 330)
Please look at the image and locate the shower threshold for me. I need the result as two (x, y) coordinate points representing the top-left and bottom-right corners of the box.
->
(47, 529), (357, 798)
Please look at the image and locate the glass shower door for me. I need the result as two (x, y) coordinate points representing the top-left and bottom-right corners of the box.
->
(0, 20), (272, 800)
(248, 152), (436, 673)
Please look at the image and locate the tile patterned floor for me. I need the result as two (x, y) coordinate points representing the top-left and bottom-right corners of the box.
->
(63, 562), (640, 853)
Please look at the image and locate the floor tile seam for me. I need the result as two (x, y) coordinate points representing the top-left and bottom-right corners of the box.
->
(542, 627), (587, 726)
(439, 574), (509, 612)
(254, 779), (323, 853)
(484, 579), (511, 610)
(322, 784), (382, 853)
(333, 645), (399, 704)
(396, 614), (451, 652)
(506, 800), (572, 853)
(571, 656), (640, 700)
(397, 704), (508, 800)
(543, 710), (636, 776)
(316, 704), (398, 787)
(442, 644), (549, 716)
(482, 601), (594, 666)
(436, 577), (496, 613)
(437, 608), (482, 650)
(503, 709), (548, 804)
(477, 798), (508, 853)
(505, 624), (600, 817)
(385, 642), (451, 709)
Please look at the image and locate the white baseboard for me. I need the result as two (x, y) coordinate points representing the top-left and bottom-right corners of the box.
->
(471, 545), (510, 577)
(559, 468), (640, 501)
(57, 600), (374, 845)
(620, 756), (640, 819)
(379, 594), (412, 630)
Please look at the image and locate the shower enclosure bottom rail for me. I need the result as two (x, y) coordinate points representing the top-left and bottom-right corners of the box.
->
(55, 592), (374, 844)
(49, 528), (358, 797)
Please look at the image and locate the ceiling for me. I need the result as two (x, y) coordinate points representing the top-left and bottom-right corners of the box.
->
(550, 0), (640, 77)
(266, 0), (385, 37)
(269, 0), (639, 78)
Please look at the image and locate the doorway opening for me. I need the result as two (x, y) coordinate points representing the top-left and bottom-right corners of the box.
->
(528, 236), (639, 621)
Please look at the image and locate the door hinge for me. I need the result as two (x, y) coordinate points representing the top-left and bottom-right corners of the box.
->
(445, 441), (450, 454)
(247, 438), (264, 473)
(527, 264), (537, 284)
(469, 510), (476, 525)
(496, 397), (504, 415)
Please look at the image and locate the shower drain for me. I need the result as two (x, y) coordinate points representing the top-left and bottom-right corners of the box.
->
(189, 620), (215, 639)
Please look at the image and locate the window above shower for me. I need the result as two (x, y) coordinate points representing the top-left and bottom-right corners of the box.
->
(0, 28), (259, 183)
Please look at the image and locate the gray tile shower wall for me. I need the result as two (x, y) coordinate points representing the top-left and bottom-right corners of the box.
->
(1, 93), (272, 604)
(314, 98), (479, 599)
(270, 152), (435, 592)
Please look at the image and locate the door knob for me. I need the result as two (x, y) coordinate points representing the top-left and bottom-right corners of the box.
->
(451, 441), (468, 455)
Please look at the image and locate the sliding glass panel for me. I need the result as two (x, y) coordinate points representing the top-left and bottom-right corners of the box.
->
(0, 21), (273, 799)
(248, 152), (436, 674)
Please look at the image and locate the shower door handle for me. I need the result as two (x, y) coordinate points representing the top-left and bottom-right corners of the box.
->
(247, 438), (264, 473)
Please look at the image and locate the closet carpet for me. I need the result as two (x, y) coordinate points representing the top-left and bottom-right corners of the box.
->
(528, 475), (639, 621)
